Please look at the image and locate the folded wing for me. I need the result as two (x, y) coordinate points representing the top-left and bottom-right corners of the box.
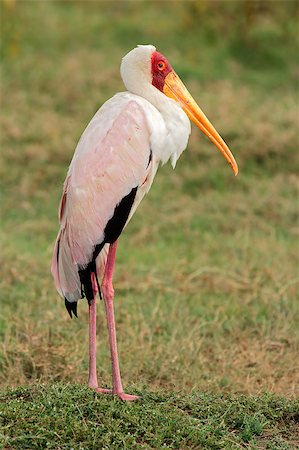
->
(51, 95), (156, 303)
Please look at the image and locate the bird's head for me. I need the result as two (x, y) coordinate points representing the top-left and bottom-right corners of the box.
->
(121, 45), (238, 175)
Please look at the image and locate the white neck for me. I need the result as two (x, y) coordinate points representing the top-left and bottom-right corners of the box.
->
(120, 45), (191, 167)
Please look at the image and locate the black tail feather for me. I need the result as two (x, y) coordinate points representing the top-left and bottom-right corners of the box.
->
(64, 298), (78, 319)
(78, 260), (102, 303)
(78, 265), (94, 302)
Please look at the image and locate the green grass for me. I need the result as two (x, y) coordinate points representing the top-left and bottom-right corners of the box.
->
(1, 1), (299, 448)
(1, 384), (298, 449)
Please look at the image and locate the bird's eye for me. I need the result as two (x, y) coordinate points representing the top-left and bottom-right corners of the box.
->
(158, 61), (166, 71)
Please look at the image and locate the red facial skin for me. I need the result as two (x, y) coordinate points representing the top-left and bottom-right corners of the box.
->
(151, 51), (173, 92)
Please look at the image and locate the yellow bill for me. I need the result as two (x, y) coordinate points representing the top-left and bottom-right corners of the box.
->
(163, 71), (238, 176)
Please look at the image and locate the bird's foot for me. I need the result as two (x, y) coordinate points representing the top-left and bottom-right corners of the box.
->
(116, 392), (140, 402)
(90, 385), (139, 401)
(93, 387), (112, 394)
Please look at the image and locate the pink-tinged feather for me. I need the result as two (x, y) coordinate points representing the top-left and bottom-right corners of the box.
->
(59, 176), (70, 224)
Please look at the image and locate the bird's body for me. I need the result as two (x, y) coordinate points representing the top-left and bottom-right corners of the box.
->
(51, 45), (238, 400)
(52, 89), (190, 305)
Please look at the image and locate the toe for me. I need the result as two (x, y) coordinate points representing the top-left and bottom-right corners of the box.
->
(117, 392), (140, 401)
(93, 387), (112, 394)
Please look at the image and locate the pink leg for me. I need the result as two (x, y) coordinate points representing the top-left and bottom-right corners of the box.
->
(88, 275), (111, 394)
(88, 297), (98, 388)
(102, 241), (139, 401)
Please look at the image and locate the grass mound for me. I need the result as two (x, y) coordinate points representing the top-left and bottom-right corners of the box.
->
(1, 383), (298, 449)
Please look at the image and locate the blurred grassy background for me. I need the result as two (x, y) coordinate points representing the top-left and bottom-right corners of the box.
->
(1, 0), (298, 397)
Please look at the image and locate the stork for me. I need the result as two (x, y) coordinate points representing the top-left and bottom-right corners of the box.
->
(51, 45), (238, 401)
